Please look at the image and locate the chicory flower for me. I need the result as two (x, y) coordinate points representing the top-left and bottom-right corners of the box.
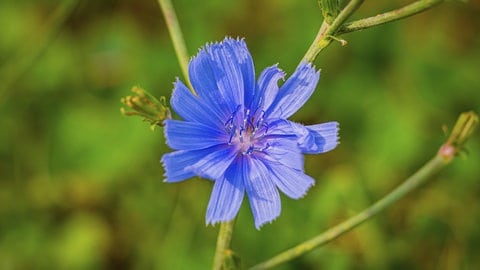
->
(162, 37), (339, 229)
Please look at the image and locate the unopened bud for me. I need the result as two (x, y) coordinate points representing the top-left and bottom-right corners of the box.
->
(121, 86), (171, 128)
(439, 111), (478, 160)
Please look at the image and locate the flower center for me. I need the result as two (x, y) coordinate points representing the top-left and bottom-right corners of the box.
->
(225, 107), (269, 155)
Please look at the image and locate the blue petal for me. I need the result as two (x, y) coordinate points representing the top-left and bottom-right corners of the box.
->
(263, 137), (304, 171)
(264, 119), (298, 140)
(161, 149), (210, 182)
(164, 119), (227, 150)
(186, 145), (238, 180)
(250, 65), (285, 111)
(189, 38), (255, 115)
(266, 119), (339, 154)
(300, 122), (339, 154)
(264, 160), (315, 199)
(244, 157), (281, 229)
(267, 62), (320, 119)
(206, 157), (245, 225)
(222, 39), (255, 107)
(170, 79), (225, 128)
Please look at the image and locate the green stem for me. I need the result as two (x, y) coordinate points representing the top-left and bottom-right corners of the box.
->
(304, 0), (445, 63)
(338, 0), (444, 35)
(157, 0), (195, 94)
(250, 112), (478, 270)
(251, 156), (444, 269)
(303, 0), (364, 62)
(0, 0), (78, 103)
(212, 220), (236, 270)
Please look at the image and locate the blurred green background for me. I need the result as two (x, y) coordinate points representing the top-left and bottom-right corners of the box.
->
(0, 0), (479, 269)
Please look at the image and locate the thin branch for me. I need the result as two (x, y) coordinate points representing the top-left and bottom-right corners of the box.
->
(157, 0), (195, 94)
(250, 112), (478, 269)
(338, 0), (444, 35)
(303, 0), (364, 62)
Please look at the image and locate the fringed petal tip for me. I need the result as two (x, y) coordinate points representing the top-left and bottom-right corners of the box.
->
(294, 180), (315, 199)
(298, 61), (321, 76)
(254, 215), (279, 230)
(160, 157), (173, 183)
(322, 121), (340, 153)
(160, 155), (183, 183)
(160, 159), (168, 183)
(190, 37), (247, 60)
(205, 212), (279, 230)
(205, 216), (235, 227)
(172, 76), (181, 85)
(162, 149), (223, 183)
(172, 77), (188, 94)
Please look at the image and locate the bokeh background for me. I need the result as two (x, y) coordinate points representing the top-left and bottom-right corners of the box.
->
(1, 0), (479, 269)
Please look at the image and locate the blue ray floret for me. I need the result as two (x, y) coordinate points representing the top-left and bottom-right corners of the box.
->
(161, 37), (339, 229)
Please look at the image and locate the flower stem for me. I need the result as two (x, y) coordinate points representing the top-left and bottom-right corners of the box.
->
(212, 220), (237, 270)
(157, 0), (195, 94)
(250, 112), (478, 269)
(303, 0), (364, 62)
(338, 0), (444, 35)
(304, 0), (446, 63)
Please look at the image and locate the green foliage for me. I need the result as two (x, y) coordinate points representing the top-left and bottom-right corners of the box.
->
(0, 0), (478, 269)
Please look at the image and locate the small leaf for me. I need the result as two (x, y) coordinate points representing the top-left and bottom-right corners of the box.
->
(318, 0), (341, 24)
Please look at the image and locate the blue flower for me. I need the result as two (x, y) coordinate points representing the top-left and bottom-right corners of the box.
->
(161, 37), (339, 229)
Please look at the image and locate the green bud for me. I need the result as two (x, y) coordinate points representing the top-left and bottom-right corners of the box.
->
(318, 0), (341, 24)
(439, 111), (478, 161)
(121, 86), (171, 129)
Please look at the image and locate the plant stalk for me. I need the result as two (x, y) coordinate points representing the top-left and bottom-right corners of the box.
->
(250, 112), (478, 269)
(303, 0), (364, 62)
(338, 0), (444, 35)
(212, 220), (236, 270)
(157, 0), (194, 94)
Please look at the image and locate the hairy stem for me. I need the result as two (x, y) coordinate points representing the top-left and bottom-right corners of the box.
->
(338, 0), (444, 35)
(250, 112), (478, 269)
(157, 0), (194, 93)
(212, 220), (236, 270)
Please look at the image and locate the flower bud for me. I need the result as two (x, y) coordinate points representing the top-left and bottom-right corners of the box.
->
(121, 86), (171, 129)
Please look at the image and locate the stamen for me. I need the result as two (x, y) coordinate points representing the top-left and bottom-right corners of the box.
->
(228, 125), (236, 145)
(255, 110), (265, 129)
(239, 128), (244, 143)
(225, 104), (271, 155)
(243, 109), (250, 129)
(253, 97), (263, 115)
(261, 143), (270, 151)
(263, 122), (269, 135)
(224, 117), (234, 132)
